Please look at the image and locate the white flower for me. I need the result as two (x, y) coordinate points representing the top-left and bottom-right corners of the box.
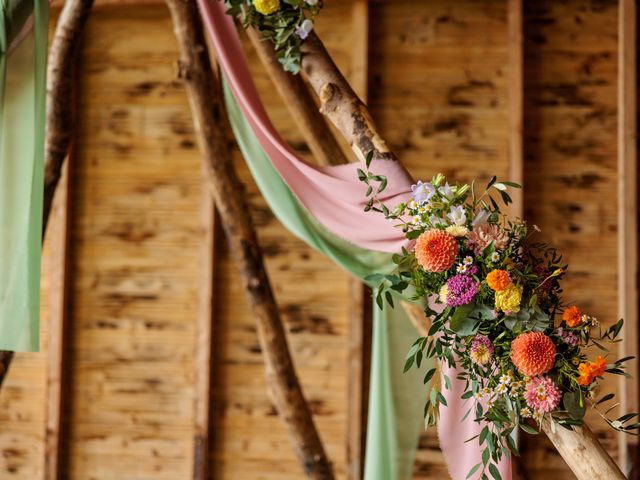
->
(418, 206), (427, 214)
(446, 205), (467, 226)
(483, 387), (492, 396)
(533, 411), (544, 421)
(408, 200), (417, 210)
(295, 19), (314, 39)
(509, 386), (520, 397)
(499, 374), (511, 385)
(474, 392), (483, 400)
(521, 407), (532, 418)
(411, 181), (436, 205)
(439, 182), (454, 200)
(429, 215), (444, 227)
(306, 0), (319, 5)
(463, 256), (473, 265)
(490, 252), (500, 262)
(495, 383), (508, 394)
(472, 208), (491, 226)
(411, 215), (422, 225)
(456, 264), (468, 274)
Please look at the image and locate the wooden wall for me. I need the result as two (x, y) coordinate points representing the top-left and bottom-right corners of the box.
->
(0, 0), (630, 479)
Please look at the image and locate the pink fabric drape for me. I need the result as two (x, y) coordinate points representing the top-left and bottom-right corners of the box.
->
(197, 1), (512, 479)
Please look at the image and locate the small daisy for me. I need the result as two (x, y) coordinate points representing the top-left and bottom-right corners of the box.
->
(535, 384), (547, 396)
(487, 400), (495, 409)
(463, 256), (473, 265)
(499, 374), (511, 385)
(456, 264), (468, 274)
(411, 215), (422, 225)
(495, 383), (508, 394)
(474, 391), (483, 400)
(520, 407), (532, 418)
(408, 200), (417, 210)
(509, 386), (520, 397)
(483, 387), (492, 396)
(490, 252), (500, 262)
(532, 411), (544, 421)
(418, 206), (427, 214)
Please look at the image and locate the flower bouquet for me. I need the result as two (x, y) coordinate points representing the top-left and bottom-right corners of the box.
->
(359, 157), (638, 479)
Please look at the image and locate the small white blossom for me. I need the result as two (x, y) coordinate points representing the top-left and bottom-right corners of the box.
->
(490, 252), (500, 262)
(499, 374), (511, 385)
(295, 19), (314, 40)
(408, 200), (417, 210)
(446, 205), (467, 226)
(411, 181), (436, 205)
(463, 256), (473, 265)
(429, 215), (444, 227)
(456, 264), (468, 274)
(411, 215), (422, 225)
(306, 0), (319, 5)
(533, 411), (544, 421)
(494, 383), (508, 394)
(483, 387), (492, 396)
(472, 208), (490, 226)
(520, 407), (532, 418)
(418, 206), (427, 214)
(474, 392), (483, 400)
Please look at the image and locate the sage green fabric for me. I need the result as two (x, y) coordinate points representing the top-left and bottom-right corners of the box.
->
(223, 81), (430, 480)
(0, 0), (48, 351)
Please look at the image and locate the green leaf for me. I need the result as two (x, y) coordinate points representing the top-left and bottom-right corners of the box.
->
(482, 448), (490, 466)
(479, 426), (489, 445)
(596, 393), (615, 405)
(423, 368), (436, 384)
(489, 463), (502, 480)
(403, 355), (415, 373)
(466, 463), (482, 479)
(450, 304), (479, 336)
(519, 423), (538, 435)
(365, 150), (374, 168)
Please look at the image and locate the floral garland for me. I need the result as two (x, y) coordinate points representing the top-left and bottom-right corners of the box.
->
(359, 156), (638, 479)
(223, 0), (322, 73)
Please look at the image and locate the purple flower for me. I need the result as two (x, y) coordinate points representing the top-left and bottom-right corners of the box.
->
(411, 180), (436, 205)
(556, 327), (578, 347)
(295, 19), (314, 39)
(445, 274), (479, 307)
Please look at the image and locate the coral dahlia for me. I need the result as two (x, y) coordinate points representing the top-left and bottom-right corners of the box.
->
(511, 332), (556, 376)
(524, 376), (561, 413)
(415, 229), (458, 273)
(467, 223), (509, 255)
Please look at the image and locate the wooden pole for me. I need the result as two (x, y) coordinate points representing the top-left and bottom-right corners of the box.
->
(192, 170), (216, 480)
(507, 0), (524, 219)
(618, 0), (638, 473)
(164, 1), (334, 478)
(542, 420), (625, 479)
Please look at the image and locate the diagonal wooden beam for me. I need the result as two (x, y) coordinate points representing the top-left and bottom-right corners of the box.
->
(164, 1), (334, 478)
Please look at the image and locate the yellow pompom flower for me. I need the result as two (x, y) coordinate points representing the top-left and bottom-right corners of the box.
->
(439, 284), (448, 304)
(253, 0), (280, 15)
(495, 284), (522, 313)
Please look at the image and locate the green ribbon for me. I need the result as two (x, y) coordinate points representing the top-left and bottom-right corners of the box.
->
(223, 81), (429, 480)
(0, 0), (48, 351)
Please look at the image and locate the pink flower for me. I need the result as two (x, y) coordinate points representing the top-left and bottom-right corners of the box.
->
(470, 335), (493, 365)
(467, 223), (509, 255)
(523, 376), (561, 414)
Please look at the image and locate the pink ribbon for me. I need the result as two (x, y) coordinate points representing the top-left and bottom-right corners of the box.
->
(197, 2), (511, 478)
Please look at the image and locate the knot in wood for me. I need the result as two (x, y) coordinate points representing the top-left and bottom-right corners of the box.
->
(319, 82), (337, 106)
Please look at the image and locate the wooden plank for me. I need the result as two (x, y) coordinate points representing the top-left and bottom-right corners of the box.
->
(618, 0), (637, 472)
(44, 157), (73, 480)
(193, 170), (216, 480)
(507, 0), (523, 217)
(347, 2), (370, 479)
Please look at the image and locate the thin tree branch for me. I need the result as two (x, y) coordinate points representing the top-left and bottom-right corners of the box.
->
(0, 0), (94, 389)
(164, 1), (334, 478)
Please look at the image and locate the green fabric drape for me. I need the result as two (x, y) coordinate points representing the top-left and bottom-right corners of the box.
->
(0, 0), (48, 351)
(223, 81), (429, 480)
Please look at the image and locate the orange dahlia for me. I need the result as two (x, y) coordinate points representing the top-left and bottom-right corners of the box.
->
(577, 355), (607, 386)
(415, 229), (458, 273)
(486, 269), (511, 291)
(563, 305), (582, 327)
(511, 332), (556, 376)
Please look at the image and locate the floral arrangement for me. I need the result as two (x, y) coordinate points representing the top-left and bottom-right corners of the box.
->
(358, 156), (638, 479)
(223, 0), (322, 73)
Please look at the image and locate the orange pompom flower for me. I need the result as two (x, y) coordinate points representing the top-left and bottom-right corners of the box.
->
(415, 229), (458, 273)
(486, 269), (511, 291)
(577, 355), (607, 386)
(563, 305), (582, 328)
(511, 332), (557, 376)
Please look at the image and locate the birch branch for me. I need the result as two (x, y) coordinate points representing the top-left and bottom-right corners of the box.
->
(0, 0), (94, 389)
(164, 1), (334, 478)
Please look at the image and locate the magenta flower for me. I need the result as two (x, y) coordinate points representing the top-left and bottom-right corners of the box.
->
(445, 274), (479, 307)
(524, 376), (561, 414)
(556, 327), (578, 347)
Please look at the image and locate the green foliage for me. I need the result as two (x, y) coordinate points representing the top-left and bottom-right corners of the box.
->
(223, 0), (323, 73)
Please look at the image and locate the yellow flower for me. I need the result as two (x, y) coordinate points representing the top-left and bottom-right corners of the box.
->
(253, 0), (280, 15)
(439, 284), (448, 303)
(445, 225), (469, 237)
(495, 284), (522, 313)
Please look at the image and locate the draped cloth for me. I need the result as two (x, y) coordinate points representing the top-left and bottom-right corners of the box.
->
(200, 2), (512, 479)
(0, 0), (48, 351)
